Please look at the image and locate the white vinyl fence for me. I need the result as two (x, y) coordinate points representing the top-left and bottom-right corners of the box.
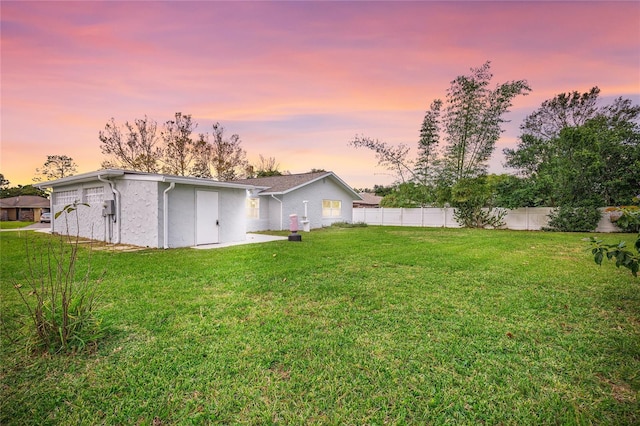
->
(352, 207), (621, 233)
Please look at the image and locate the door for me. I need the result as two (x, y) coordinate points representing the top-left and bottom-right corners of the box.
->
(196, 191), (219, 245)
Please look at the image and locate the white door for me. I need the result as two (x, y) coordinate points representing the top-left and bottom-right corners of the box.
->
(196, 191), (219, 245)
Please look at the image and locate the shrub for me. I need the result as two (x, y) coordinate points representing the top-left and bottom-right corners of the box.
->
(545, 205), (602, 232)
(11, 203), (106, 354)
(607, 205), (640, 233)
(330, 221), (368, 228)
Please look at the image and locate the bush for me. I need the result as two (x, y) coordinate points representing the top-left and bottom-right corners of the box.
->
(545, 205), (602, 232)
(607, 206), (640, 233)
(330, 221), (368, 228)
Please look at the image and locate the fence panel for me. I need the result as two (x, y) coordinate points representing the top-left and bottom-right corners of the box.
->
(353, 207), (622, 232)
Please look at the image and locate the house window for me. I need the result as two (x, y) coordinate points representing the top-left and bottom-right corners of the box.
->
(54, 190), (78, 206)
(83, 187), (104, 204)
(322, 199), (341, 217)
(246, 198), (260, 219)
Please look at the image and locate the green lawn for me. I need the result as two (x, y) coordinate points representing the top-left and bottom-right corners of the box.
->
(1, 227), (638, 424)
(0, 221), (34, 230)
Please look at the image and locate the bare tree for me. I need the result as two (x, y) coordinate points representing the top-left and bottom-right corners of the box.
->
(208, 123), (248, 181)
(161, 112), (200, 176)
(99, 116), (163, 172)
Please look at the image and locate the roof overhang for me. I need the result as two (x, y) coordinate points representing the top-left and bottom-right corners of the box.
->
(35, 169), (260, 191)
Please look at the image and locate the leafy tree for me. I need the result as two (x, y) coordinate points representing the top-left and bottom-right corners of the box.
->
(161, 112), (204, 176)
(380, 182), (434, 207)
(0, 173), (9, 191)
(504, 87), (640, 207)
(434, 61), (531, 181)
(350, 61), (529, 208)
(1, 184), (48, 199)
(99, 116), (163, 172)
(33, 155), (77, 182)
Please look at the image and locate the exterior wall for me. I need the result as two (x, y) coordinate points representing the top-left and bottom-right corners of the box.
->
(50, 177), (249, 248)
(218, 188), (248, 243)
(165, 184), (248, 248)
(282, 177), (356, 229)
(117, 179), (160, 247)
(249, 177), (357, 231)
(246, 196), (271, 232)
(51, 182), (109, 241)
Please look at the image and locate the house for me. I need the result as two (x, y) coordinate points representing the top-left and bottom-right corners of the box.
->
(36, 169), (257, 248)
(233, 171), (362, 231)
(0, 195), (50, 222)
(354, 192), (383, 208)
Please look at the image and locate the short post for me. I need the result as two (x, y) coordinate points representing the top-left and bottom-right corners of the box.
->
(288, 213), (302, 241)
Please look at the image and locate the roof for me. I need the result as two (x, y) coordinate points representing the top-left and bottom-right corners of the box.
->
(35, 169), (256, 191)
(355, 192), (383, 206)
(233, 172), (362, 199)
(0, 195), (50, 208)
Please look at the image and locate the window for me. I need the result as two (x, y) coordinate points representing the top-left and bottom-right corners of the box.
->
(83, 186), (104, 204)
(322, 199), (341, 217)
(246, 198), (260, 219)
(54, 190), (78, 206)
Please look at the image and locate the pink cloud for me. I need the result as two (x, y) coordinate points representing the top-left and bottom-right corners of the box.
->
(1, 1), (638, 188)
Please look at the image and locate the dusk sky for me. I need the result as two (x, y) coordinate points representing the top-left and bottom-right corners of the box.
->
(2, 1), (639, 189)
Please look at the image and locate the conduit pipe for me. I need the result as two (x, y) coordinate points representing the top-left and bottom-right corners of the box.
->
(97, 174), (121, 244)
(271, 194), (283, 230)
(163, 182), (176, 249)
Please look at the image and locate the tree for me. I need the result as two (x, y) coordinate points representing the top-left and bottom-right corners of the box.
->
(246, 155), (284, 178)
(350, 62), (529, 206)
(0, 173), (9, 191)
(434, 61), (531, 181)
(1, 184), (48, 198)
(349, 136), (417, 183)
(207, 123), (248, 181)
(99, 116), (163, 173)
(33, 155), (77, 182)
(504, 88), (640, 207)
(161, 112), (202, 176)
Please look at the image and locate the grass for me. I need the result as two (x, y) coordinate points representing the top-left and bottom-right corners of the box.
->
(1, 227), (638, 424)
(0, 221), (35, 230)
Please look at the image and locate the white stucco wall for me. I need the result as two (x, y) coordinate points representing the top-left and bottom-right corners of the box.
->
(248, 176), (357, 231)
(282, 177), (356, 230)
(51, 182), (110, 242)
(50, 175), (250, 248)
(164, 183), (248, 248)
(117, 179), (160, 247)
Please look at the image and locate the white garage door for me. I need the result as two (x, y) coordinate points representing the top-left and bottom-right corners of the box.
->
(196, 191), (219, 245)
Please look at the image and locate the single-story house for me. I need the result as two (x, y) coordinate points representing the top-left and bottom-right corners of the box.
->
(0, 195), (50, 222)
(36, 169), (257, 248)
(354, 192), (383, 208)
(233, 171), (362, 232)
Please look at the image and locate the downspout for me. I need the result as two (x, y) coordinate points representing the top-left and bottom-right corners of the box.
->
(163, 182), (176, 249)
(97, 174), (121, 244)
(271, 194), (283, 230)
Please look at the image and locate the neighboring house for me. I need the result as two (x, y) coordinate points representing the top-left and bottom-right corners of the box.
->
(233, 171), (362, 231)
(36, 169), (257, 248)
(354, 192), (383, 208)
(0, 195), (50, 222)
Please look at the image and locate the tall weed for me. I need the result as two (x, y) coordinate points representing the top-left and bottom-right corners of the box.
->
(10, 203), (106, 354)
